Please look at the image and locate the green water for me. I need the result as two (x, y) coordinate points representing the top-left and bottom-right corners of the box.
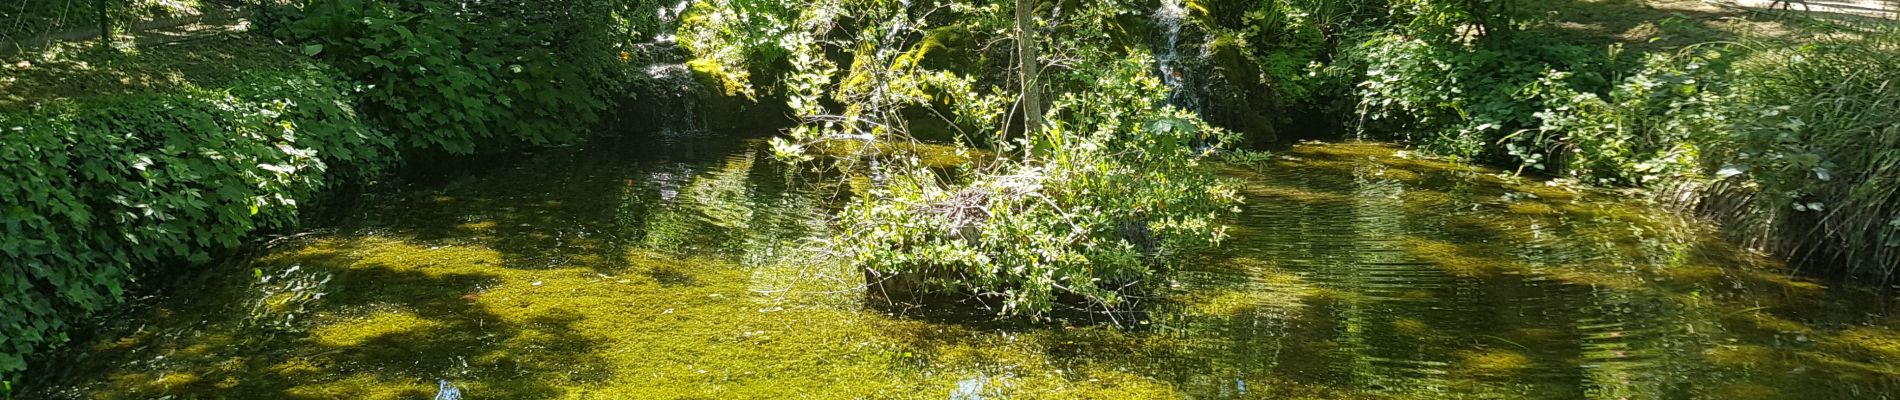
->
(27, 133), (1900, 399)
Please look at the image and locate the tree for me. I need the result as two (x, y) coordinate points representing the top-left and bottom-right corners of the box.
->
(1016, 0), (1041, 136)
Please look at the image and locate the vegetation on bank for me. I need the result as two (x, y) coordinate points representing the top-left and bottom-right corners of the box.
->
(0, 39), (392, 389)
(678, 0), (1900, 287)
(262, 0), (642, 153)
(1324, 1), (1900, 277)
(3, 0), (1898, 394)
(1, 0), (663, 389)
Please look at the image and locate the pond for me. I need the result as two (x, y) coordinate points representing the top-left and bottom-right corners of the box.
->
(26, 131), (1900, 399)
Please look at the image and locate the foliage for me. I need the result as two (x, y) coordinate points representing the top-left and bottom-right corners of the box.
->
(1515, 50), (1729, 185)
(1346, 31), (1606, 161)
(831, 60), (1239, 318)
(769, 0), (1240, 318)
(1397, 25), (1900, 277)
(1706, 36), (1900, 276)
(676, 0), (799, 97)
(1388, 0), (1521, 41)
(268, 0), (634, 154)
(0, 63), (391, 389)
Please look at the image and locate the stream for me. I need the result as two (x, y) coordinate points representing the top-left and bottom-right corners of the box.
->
(26, 130), (1900, 399)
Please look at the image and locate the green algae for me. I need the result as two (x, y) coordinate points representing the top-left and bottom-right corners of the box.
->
(24, 138), (1900, 399)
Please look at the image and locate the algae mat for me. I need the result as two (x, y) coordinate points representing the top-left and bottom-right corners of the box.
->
(26, 134), (1900, 399)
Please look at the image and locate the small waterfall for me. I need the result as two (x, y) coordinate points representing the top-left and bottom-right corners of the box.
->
(636, 61), (707, 132)
(1152, 0), (1199, 113)
(627, 0), (708, 134)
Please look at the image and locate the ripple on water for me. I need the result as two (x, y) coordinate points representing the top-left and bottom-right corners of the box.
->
(25, 140), (1900, 399)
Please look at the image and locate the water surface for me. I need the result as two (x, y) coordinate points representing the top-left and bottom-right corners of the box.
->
(29, 134), (1900, 399)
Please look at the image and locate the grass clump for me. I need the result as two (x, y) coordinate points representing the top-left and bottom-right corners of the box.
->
(1697, 33), (1900, 278)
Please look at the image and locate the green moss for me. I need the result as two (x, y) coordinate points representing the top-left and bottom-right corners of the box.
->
(311, 310), (444, 348)
(809, 138), (977, 169)
(1458, 349), (1533, 376)
(30, 140), (1900, 399)
(689, 58), (756, 100)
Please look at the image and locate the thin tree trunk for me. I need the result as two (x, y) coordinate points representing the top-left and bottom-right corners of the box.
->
(1015, 0), (1042, 137)
(97, 0), (112, 47)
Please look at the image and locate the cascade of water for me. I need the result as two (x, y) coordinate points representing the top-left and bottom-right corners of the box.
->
(653, 0), (690, 45)
(1153, 0), (1198, 113)
(628, 0), (708, 134)
(634, 61), (707, 133)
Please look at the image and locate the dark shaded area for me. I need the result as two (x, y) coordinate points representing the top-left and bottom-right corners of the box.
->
(22, 239), (609, 399)
(0, 35), (278, 108)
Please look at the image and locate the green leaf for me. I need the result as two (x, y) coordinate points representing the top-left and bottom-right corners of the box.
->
(303, 44), (325, 57)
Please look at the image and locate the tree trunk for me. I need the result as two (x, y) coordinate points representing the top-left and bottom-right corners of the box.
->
(1015, 0), (1042, 137)
(97, 0), (112, 47)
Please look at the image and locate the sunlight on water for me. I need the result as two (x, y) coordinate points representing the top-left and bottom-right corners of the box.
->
(25, 136), (1900, 399)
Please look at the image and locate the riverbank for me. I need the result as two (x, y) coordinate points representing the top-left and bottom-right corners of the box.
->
(1, 3), (699, 387)
(22, 137), (1899, 398)
(1, 33), (399, 389)
(9, 1), (1900, 397)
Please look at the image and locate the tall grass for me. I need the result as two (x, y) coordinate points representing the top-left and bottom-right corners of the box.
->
(1693, 29), (1900, 279)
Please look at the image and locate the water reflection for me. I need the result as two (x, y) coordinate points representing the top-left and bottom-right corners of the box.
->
(25, 138), (1900, 399)
(1168, 142), (1900, 399)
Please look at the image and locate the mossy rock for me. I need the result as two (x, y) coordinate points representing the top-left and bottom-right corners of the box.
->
(1198, 33), (1283, 147)
(619, 58), (792, 132)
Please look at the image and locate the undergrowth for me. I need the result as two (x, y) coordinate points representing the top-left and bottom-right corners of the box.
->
(0, 60), (392, 389)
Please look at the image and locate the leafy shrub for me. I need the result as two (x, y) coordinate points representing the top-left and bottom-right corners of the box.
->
(1516, 50), (1729, 185)
(270, 0), (632, 154)
(831, 58), (1240, 318)
(767, 0), (1239, 318)
(1705, 36), (1900, 276)
(1478, 31), (1900, 278)
(677, 0), (799, 97)
(0, 64), (391, 389)
(1346, 30), (1610, 162)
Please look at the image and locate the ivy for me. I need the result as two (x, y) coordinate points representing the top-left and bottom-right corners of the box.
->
(0, 65), (393, 389)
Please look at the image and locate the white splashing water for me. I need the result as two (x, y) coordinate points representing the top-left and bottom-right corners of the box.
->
(1153, 0), (1195, 111)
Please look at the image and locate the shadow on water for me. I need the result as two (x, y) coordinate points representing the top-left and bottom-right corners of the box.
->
(24, 130), (851, 399)
(25, 136), (1900, 398)
(26, 238), (608, 399)
(1115, 142), (1900, 399)
(356, 130), (836, 275)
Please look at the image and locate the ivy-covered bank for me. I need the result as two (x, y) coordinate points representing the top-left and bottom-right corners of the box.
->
(2, 0), (662, 390)
(0, 38), (394, 390)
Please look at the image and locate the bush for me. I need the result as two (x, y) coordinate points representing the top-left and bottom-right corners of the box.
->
(270, 0), (634, 154)
(830, 57), (1241, 318)
(676, 0), (799, 98)
(1516, 50), (1729, 185)
(0, 63), (392, 389)
(1473, 32), (1900, 278)
(1705, 36), (1900, 276)
(764, 0), (1241, 318)
(1347, 32), (1607, 161)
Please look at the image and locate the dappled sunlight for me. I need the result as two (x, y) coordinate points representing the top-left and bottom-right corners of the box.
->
(1, 36), (261, 108)
(1216, 141), (1900, 398)
(1525, 0), (1807, 50)
(26, 137), (1900, 398)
